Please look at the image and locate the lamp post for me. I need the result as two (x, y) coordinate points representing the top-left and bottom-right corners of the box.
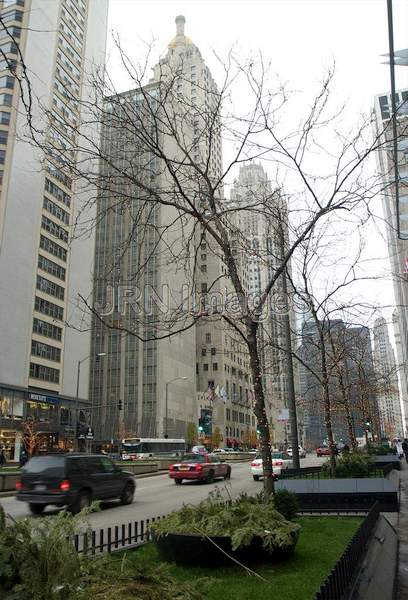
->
(74, 352), (106, 450)
(164, 377), (188, 438)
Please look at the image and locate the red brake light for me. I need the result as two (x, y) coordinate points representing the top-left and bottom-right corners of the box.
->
(15, 481), (23, 490)
(169, 464), (175, 471)
(275, 460), (283, 466)
(60, 480), (71, 491)
(251, 461), (257, 467)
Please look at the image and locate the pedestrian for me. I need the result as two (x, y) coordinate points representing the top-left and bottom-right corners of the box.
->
(402, 439), (408, 464)
(0, 448), (6, 466)
(396, 439), (404, 459)
(19, 448), (28, 467)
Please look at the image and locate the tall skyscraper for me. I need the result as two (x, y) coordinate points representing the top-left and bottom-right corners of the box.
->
(374, 90), (408, 434)
(0, 0), (109, 458)
(373, 316), (404, 438)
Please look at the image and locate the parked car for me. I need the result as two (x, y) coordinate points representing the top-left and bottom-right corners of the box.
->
(212, 448), (225, 453)
(316, 446), (331, 457)
(191, 445), (207, 454)
(286, 446), (307, 459)
(169, 453), (231, 484)
(250, 452), (292, 481)
(16, 454), (136, 515)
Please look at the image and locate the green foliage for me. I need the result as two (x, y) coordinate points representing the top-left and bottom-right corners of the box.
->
(322, 452), (371, 478)
(366, 444), (395, 456)
(273, 489), (299, 521)
(150, 490), (300, 553)
(0, 508), (96, 599)
(0, 503), (5, 532)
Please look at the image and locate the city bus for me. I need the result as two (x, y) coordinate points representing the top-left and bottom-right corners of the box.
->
(121, 438), (186, 460)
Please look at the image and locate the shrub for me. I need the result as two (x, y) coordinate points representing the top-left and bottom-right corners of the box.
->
(150, 490), (300, 553)
(366, 444), (395, 456)
(273, 489), (299, 520)
(322, 452), (371, 478)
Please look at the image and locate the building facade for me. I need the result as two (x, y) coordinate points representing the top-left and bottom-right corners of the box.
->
(373, 316), (404, 438)
(374, 90), (408, 434)
(0, 0), (109, 457)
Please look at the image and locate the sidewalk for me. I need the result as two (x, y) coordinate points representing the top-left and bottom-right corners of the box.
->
(393, 461), (408, 599)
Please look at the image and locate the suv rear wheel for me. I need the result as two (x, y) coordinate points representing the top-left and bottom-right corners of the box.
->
(120, 482), (135, 505)
(70, 490), (90, 515)
(29, 503), (45, 515)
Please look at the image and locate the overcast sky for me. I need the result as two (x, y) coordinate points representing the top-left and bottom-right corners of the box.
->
(105, 0), (408, 330)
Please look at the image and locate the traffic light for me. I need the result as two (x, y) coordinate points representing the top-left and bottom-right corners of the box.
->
(365, 420), (371, 431)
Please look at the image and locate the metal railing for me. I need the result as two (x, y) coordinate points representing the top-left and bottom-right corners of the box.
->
(313, 501), (381, 600)
(72, 514), (167, 554)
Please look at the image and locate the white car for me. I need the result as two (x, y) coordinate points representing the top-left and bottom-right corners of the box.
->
(287, 446), (307, 459)
(250, 452), (292, 481)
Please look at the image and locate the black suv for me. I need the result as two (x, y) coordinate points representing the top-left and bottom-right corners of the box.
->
(16, 454), (136, 515)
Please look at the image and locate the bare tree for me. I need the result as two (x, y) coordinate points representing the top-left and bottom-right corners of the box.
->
(25, 36), (396, 493)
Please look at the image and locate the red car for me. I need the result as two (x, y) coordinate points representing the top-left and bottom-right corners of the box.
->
(316, 446), (331, 457)
(169, 453), (231, 485)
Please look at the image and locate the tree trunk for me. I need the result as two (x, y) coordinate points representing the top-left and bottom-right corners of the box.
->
(247, 322), (274, 495)
(318, 332), (336, 476)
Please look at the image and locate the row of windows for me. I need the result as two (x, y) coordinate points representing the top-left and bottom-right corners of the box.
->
(43, 196), (70, 224)
(38, 254), (66, 281)
(0, 94), (12, 107)
(34, 296), (64, 321)
(201, 347), (216, 356)
(40, 234), (67, 262)
(31, 339), (61, 362)
(44, 176), (71, 207)
(202, 363), (218, 371)
(29, 362), (60, 384)
(0, 25), (21, 39)
(46, 161), (72, 189)
(33, 317), (62, 341)
(36, 275), (65, 300)
(0, 41), (19, 55)
(41, 214), (68, 243)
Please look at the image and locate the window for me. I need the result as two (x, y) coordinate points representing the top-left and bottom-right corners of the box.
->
(226, 408), (231, 420)
(40, 235), (67, 262)
(203, 363), (209, 371)
(29, 362), (60, 383)
(0, 42), (18, 55)
(34, 296), (64, 321)
(41, 215), (68, 243)
(0, 94), (12, 107)
(38, 254), (66, 281)
(0, 76), (14, 89)
(0, 111), (10, 125)
(43, 197), (70, 224)
(44, 177), (71, 207)
(0, 131), (7, 145)
(201, 348), (207, 356)
(211, 347), (216, 355)
(36, 275), (65, 300)
(205, 333), (211, 343)
(0, 150), (5, 164)
(201, 283), (207, 293)
(33, 317), (62, 341)
(213, 363), (218, 371)
(31, 340), (61, 362)
(0, 25), (21, 39)
(45, 162), (72, 189)
(200, 264), (207, 273)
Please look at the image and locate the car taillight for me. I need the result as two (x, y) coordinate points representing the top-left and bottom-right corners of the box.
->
(60, 480), (71, 491)
(15, 481), (23, 490)
(195, 464), (203, 472)
(169, 465), (175, 471)
(251, 461), (258, 467)
(275, 460), (283, 466)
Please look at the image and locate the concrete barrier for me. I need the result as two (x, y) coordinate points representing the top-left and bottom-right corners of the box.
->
(0, 472), (20, 492)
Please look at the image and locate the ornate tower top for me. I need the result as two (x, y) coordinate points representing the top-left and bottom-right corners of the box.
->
(168, 15), (193, 49)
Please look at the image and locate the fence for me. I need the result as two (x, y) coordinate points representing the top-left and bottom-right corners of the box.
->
(313, 501), (381, 600)
(72, 514), (166, 554)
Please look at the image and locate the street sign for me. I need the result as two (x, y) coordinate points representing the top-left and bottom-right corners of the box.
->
(277, 408), (289, 422)
(85, 427), (94, 440)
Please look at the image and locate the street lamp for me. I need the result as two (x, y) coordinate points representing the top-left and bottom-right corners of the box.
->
(74, 352), (106, 450)
(165, 377), (188, 439)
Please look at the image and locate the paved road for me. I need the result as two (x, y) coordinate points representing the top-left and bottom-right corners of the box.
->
(1, 456), (324, 531)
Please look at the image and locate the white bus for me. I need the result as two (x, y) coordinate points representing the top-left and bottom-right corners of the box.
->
(121, 438), (186, 460)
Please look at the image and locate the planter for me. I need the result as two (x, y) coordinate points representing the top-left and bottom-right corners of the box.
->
(151, 529), (299, 567)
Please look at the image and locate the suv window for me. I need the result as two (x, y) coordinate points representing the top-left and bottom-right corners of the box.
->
(23, 455), (65, 476)
(100, 457), (117, 472)
(67, 457), (89, 475)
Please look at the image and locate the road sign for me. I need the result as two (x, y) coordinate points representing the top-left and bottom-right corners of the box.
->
(85, 427), (94, 440)
(277, 408), (289, 422)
